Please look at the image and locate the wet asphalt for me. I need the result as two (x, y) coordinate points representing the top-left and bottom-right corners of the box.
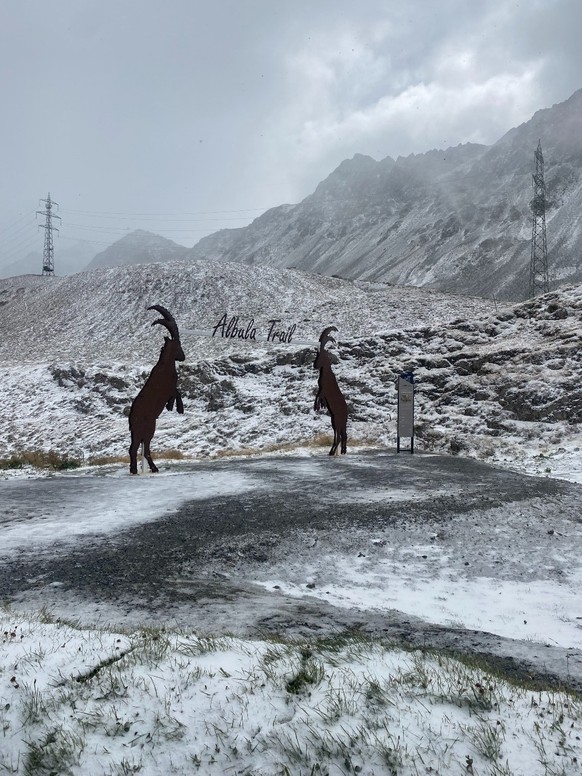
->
(1, 452), (582, 693)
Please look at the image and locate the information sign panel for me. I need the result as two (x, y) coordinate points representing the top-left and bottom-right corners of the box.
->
(397, 372), (414, 453)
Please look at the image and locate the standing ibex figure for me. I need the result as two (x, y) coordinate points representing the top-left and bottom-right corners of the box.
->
(314, 325), (348, 455)
(128, 305), (185, 474)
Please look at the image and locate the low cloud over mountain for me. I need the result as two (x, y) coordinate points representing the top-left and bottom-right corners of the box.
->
(188, 89), (582, 301)
(85, 230), (188, 271)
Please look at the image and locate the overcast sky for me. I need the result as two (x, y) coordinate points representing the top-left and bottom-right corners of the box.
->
(1, 0), (581, 268)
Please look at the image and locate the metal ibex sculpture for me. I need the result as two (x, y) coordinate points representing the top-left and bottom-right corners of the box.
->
(314, 326), (348, 455)
(129, 305), (185, 474)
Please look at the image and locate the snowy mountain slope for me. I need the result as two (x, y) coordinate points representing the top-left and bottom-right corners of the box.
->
(0, 261), (580, 479)
(0, 260), (494, 364)
(188, 89), (582, 301)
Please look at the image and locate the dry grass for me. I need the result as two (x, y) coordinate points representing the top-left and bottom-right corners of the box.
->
(2, 438), (387, 472)
(0, 450), (82, 471)
(0, 448), (187, 471)
(85, 454), (129, 466)
(210, 434), (333, 460)
(87, 449), (186, 466)
(208, 432), (388, 460)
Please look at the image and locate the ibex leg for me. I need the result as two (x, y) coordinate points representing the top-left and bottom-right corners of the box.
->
(340, 428), (347, 454)
(143, 438), (159, 473)
(166, 391), (184, 414)
(329, 417), (340, 456)
(129, 435), (141, 475)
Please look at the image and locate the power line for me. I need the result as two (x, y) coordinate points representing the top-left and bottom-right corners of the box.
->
(0, 235), (41, 266)
(0, 218), (39, 250)
(0, 222), (43, 258)
(66, 219), (250, 229)
(58, 235), (115, 247)
(63, 215), (258, 223)
(63, 223), (235, 236)
(0, 211), (37, 239)
(59, 206), (270, 217)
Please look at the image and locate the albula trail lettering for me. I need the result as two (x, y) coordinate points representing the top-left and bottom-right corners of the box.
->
(211, 314), (297, 344)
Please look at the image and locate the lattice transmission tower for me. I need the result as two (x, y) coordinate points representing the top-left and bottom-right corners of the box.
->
(36, 193), (61, 276)
(528, 140), (549, 298)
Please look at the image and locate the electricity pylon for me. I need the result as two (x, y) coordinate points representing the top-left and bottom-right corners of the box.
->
(528, 140), (549, 298)
(36, 193), (61, 276)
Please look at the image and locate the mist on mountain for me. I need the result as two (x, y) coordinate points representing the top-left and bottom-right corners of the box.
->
(187, 88), (582, 301)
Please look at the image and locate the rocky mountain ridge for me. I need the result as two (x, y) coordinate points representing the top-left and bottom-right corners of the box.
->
(188, 89), (582, 301)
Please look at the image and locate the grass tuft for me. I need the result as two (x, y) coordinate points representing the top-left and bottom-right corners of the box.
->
(0, 450), (81, 471)
(3, 615), (582, 775)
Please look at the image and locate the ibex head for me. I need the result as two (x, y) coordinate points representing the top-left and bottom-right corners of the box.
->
(149, 305), (185, 361)
(314, 326), (337, 370)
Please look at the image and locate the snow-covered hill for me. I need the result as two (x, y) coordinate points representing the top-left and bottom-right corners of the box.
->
(0, 260), (580, 479)
(0, 260), (494, 363)
(188, 89), (582, 301)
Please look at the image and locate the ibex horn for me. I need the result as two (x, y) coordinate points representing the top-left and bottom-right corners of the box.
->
(319, 325), (338, 349)
(148, 305), (180, 340)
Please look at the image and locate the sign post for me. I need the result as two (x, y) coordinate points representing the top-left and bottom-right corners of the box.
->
(397, 372), (414, 454)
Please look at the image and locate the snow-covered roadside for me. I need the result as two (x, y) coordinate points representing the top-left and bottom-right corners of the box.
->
(255, 555), (582, 651)
(513, 439), (582, 485)
(1, 610), (581, 776)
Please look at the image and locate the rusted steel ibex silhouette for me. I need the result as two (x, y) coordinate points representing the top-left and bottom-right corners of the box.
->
(129, 305), (185, 474)
(314, 326), (348, 455)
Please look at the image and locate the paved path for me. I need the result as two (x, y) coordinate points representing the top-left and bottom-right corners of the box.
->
(1, 452), (582, 692)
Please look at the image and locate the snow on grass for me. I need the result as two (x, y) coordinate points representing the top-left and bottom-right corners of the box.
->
(1, 609), (581, 776)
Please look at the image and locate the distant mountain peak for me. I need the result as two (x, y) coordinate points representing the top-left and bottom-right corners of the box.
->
(85, 229), (188, 272)
(110, 229), (179, 245)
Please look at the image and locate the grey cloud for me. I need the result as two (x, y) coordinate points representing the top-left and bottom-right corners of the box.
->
(0, 0), (579, 272)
